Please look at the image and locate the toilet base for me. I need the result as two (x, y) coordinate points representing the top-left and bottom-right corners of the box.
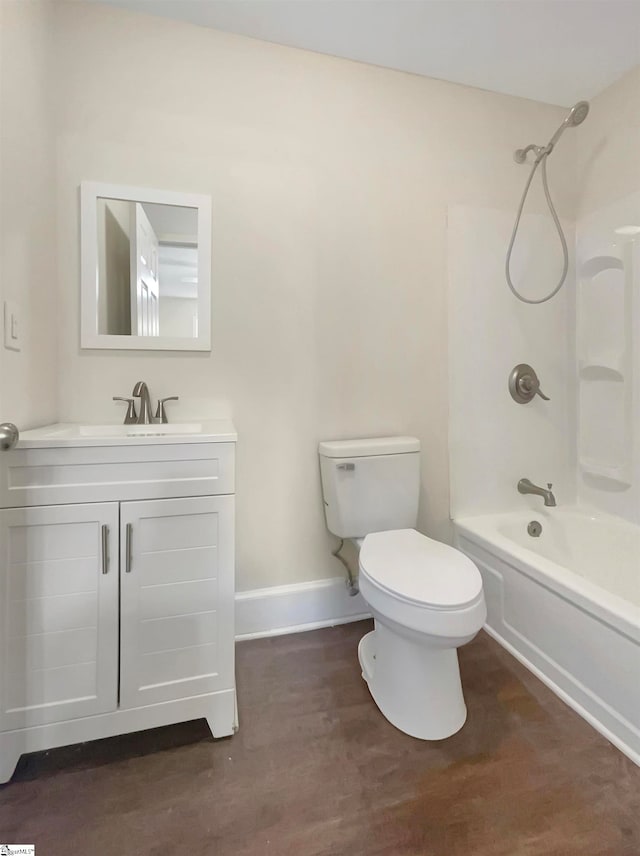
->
(358, 623), (467, 740)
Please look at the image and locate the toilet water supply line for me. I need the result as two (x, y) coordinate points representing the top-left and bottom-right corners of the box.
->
(332, 539), (359, 596)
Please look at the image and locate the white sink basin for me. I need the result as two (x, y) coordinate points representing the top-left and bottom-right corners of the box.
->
(16, 420), (237, 448)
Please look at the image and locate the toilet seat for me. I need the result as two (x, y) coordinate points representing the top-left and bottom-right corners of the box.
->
(359, 529), (483, 611)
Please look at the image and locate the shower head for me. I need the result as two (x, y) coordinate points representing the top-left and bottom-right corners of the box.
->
(547, 100), (590, 148)
(567, 100), (590, 126)
(514, 100), (590, 163)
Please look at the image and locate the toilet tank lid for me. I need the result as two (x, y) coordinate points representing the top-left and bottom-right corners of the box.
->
(318, 436), (420, 458)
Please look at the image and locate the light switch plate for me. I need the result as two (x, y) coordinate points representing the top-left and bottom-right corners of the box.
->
(4, 300), (21, 351)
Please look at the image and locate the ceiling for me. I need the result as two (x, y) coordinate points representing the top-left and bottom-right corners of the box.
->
(93, 0), (640, 106)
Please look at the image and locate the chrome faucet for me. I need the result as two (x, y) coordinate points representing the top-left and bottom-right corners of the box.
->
(518, 478), (556, 507)
(113, 383), (179, 425)
(132, 381), (153, 424)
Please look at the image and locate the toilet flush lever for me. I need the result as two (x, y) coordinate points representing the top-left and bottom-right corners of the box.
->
(337, 462), (355, 471)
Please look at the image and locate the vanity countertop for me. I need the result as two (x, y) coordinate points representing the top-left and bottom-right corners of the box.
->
(17, 420), (237, 448)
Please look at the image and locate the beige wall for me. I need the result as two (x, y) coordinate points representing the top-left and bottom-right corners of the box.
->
(576, 65), (640, 216)
(0, 0), (58, 428)
(52, 1), (577, 591)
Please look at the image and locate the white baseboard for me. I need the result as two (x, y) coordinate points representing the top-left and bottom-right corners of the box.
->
(235, 577), (370, 641)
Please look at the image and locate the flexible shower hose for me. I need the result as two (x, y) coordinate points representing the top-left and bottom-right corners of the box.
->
(505, 152), (569, 305)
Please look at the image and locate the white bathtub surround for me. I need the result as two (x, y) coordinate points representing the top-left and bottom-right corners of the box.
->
(447, 204), (576, 520)
(454, 507), (640, 765)
(576, 191), (640, 524)
(447, 70), (640, 768)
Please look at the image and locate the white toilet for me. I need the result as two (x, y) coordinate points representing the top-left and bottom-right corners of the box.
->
(319, 436), (486, 740)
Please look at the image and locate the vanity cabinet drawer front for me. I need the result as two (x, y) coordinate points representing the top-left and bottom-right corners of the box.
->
(119, 495), (234, 709)
(0, 443), (235, 507)
(0, 504), (119, 730)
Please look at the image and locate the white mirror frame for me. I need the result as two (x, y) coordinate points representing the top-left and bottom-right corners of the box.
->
(80, 181), (212, 351)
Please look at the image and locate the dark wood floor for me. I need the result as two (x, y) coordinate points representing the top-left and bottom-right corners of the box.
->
(1, 621), (638, 855)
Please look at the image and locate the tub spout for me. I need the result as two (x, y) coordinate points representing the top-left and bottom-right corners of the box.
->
(518, 478), (556, 507)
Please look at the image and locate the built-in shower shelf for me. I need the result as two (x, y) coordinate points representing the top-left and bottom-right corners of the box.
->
(578, 254), (624, 279)
(579, 458), (631, 485)
(579, 364), (624, 382)
(576, 234), (634, 498)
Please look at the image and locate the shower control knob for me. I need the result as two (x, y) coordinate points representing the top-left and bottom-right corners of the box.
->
(509, 364), (550, 404)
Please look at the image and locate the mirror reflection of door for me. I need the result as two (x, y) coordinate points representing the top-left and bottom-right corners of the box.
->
(132, 203), (160, 337)
(96, 198), (199, 339)
(98, 199), (132, 335)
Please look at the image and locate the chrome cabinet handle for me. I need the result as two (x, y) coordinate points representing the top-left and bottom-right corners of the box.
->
(125, 523), (133, 573)
(101, 524), (109, 574)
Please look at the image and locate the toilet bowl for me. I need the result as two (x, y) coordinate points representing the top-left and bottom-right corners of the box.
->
(357, 529), (486, 740)
(318, 436), (485, 740)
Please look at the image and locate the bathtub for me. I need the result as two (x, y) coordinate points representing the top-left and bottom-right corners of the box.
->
(454, 507), (640, 765)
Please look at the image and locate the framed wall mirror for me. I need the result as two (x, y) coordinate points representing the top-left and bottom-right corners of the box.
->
(81, 182), (212, 350)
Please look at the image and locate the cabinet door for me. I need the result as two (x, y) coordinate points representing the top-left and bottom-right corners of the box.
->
(0, 503), (119, 730)
(119, 495), (234, 709)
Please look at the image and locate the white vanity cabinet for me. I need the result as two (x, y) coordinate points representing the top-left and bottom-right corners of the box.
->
(0, 424), (236, 784)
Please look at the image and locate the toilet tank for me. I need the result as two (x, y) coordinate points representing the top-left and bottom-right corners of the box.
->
(319, 436), (420, 539)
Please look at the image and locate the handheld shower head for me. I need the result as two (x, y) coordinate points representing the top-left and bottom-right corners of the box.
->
(567, 100), (590, 126)
(507, 99), (590, 304)
(547, 100), (590, 148)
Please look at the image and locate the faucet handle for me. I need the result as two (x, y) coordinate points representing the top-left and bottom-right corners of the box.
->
(547, 483), (553, 490)
(155, 396), (179, 424)
(509, 364), (550, 403)
(519, 374), (550, 401)
(113, 397), (138, 425)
